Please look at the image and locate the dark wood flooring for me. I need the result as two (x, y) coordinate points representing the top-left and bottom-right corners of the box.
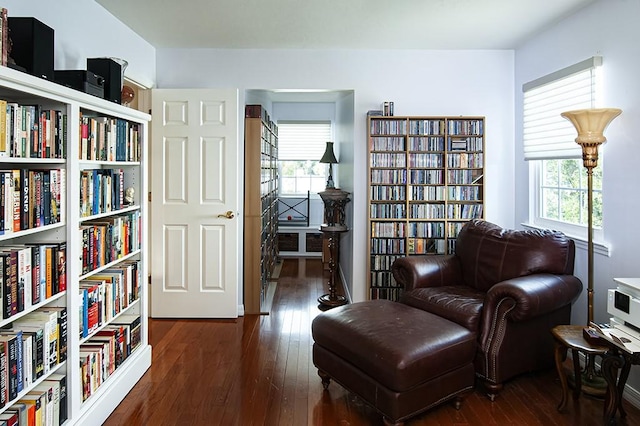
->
(104, 258), (640, 425)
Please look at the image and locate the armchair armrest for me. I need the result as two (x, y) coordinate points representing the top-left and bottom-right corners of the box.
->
(482, 274), (583, 324)
(391, 255), (464, 291)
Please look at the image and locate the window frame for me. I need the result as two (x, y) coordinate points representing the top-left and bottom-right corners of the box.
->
(523, 57), (607, 244)
(276, 120), (333, 197)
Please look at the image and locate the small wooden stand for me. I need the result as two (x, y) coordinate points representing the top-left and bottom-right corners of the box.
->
(318, 189), (350, 308)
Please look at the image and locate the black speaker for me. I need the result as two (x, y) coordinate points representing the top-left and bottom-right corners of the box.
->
(87, 58), (122, 104)
(7, 17), (54, 81)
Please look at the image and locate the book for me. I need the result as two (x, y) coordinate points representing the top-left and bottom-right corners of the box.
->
(32, 381), (56, 426)
(40, 307), (67, 364)
(17, 327), (44, 381)
(0, 410), (18, 426)
(11, 169), (19, 232)
(44, 373), (66, 425)
(20, 388), (46, 426)
(0, 99), (6, 157)
(3, 171), (13, 234)
(14, 310), (58, 373)
(20, 169), (28, 230)
(7, 403), (27, 426)
(0, 341), (6, 408)
(0, 333), (21, 401)
(21, 333), (33, 389)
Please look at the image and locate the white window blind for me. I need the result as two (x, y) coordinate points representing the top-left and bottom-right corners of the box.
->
(523, 56), (601, 160)
(277, 121), (332, 161)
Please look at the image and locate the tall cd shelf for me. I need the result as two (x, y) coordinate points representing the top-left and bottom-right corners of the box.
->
(0, 65), (151, 425)
(368, 115), (485, 301)
(244, 105), (279, 315)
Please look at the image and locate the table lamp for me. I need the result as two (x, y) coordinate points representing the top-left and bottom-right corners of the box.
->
(319, 141), (338, 189)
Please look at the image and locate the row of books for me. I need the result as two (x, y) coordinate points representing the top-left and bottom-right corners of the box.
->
(407, 238), (447, 255)
(370, 237), (405, 255)
(369, 203), (406, 219)
(408, 204), (446, 219)
(370, 169), (406, 185)
(448, 136), (483, 152)
(447, 152), (484, 168)
(447, 120), (484, 136)
(79, 260), (141, 339)
(0, 307), (67, 407)
(369, 136), (405, 151)
(370, 153), (406, 168)
(371, 222), (406, 238)
(79, 114), (142, 162)
(0, 373), (66, 426)
(0, 169), (65, 236)
(80, 315), (141, 402)
(80, 168), (126, 217)
(370, 118), (484, 138)
(369, 254), (403, 271)
(79, 211), (141, 276)
(369, 119), (408, 136)
(0, 101), (67, 160)
(1, 243), (67, 320)
(370, 185), (407, 201)
(370, 287), (402, 301)
(369, 271), (398, 288)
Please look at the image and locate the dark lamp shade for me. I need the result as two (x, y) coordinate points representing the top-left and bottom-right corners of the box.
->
(319, 142), (338, 164)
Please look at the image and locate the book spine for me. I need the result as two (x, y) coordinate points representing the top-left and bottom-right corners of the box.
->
(20, 168), (28, 230)
(0, 341), (6, 408)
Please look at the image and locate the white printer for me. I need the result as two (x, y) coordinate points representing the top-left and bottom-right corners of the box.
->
(599, 277), (640, 354)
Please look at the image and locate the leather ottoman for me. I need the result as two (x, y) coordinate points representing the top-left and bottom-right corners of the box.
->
(311, 299), (476, 426)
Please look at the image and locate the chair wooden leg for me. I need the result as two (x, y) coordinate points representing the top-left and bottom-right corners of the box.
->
(317, 370), (331, 390)
(484, 381), (503, 401)
(383, 417), (404, 426)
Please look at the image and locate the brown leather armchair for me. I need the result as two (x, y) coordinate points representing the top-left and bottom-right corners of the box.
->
(391, 219), (583, 400)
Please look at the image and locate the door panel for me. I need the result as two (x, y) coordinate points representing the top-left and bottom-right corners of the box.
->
(151, 88), (239, 318)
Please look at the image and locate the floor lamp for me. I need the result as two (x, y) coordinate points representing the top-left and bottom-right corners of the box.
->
(561, 107), (622, 394)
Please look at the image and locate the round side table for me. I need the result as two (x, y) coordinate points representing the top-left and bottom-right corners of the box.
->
(551, 325), (609, 412)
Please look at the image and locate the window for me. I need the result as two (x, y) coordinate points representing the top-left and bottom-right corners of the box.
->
(523, 57), (602, 235)
(278, 121), (332, 195)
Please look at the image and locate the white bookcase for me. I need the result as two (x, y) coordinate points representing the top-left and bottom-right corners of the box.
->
(0, 65), (151, 425)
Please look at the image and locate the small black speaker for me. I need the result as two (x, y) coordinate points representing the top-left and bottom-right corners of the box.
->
(87, 58), (122, 104)
(7, 17), (54, 81)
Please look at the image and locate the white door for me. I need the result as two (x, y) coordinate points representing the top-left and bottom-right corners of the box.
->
(150, 88), (240, 318)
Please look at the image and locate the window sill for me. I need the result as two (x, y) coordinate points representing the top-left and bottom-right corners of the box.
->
(521, 222), (611, 257)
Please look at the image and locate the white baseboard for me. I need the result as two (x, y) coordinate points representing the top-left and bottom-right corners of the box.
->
(624, 381), (640, 409)
(574, 351), (640, 410)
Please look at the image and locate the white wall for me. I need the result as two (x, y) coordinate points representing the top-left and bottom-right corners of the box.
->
(157, 48), (515, 302)
(3, 0), (156, 87)
(514, 0), (640, 399)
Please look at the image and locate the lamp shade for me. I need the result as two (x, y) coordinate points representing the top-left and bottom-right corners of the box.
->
(319, 142), (338, 164)
(561, 108), (621, 169)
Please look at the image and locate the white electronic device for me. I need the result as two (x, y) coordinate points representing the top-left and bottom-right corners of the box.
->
(600, 278), (640, 353)
(608, 278), (640, 329)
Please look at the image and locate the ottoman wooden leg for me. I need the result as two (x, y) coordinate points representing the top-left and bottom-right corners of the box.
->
(318, 370), (331, 390)
(454, 396), (463, 410)
(383, 417), (404, 426)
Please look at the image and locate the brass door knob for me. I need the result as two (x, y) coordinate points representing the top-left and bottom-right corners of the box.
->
(217, 211), (235, 219)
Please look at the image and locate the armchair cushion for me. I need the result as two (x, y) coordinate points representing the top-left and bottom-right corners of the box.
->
(402, 286), (484, 331)
(456, 219), (576, 292)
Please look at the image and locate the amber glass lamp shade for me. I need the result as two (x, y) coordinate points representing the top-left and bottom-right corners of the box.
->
(560, 108), (622, 169)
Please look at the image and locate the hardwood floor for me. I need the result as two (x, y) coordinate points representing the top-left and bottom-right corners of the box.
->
(105, 258), (640, 425)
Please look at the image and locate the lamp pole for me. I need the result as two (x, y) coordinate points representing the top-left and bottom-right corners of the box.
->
(561, 107), (622, 395)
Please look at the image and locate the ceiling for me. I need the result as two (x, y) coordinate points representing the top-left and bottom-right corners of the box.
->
(97, 0), (595, 50)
